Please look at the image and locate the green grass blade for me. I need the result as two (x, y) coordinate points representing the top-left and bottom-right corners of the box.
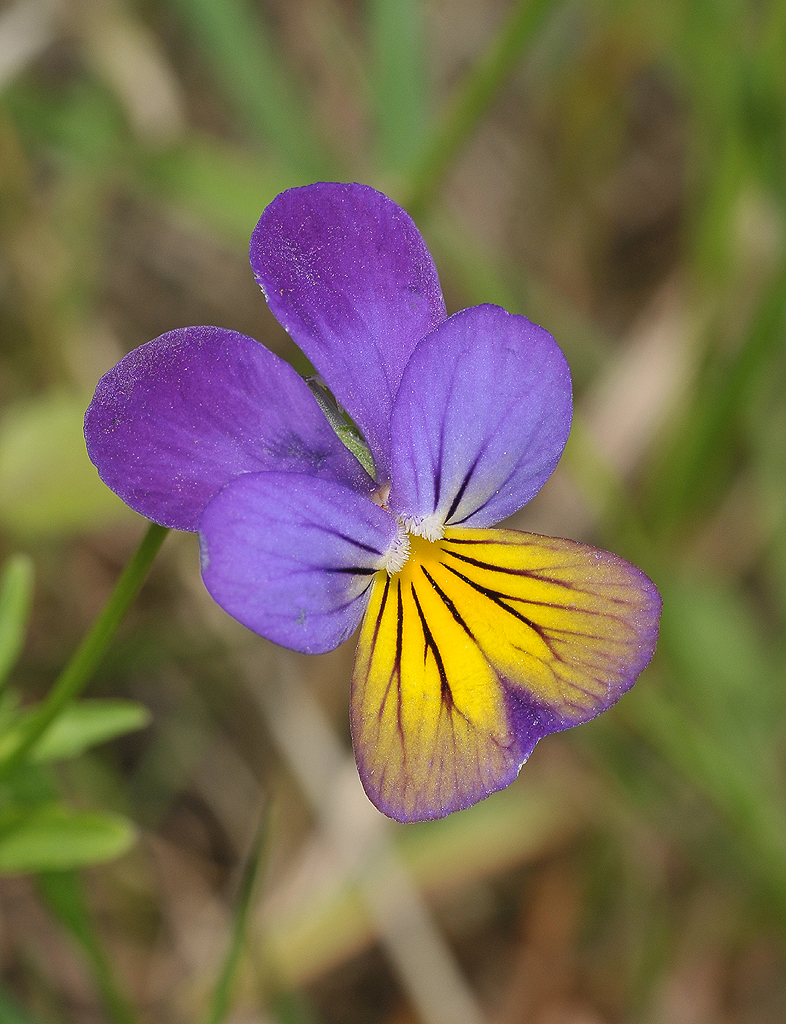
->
(204, 805), (270, 1024)
(0, 555), (34, 690)
(168, 0), (330, 176)
(37, 869), (140, 1024)
(0, 524), (168, 782)
(402, 0), (557, 216)
(650, 269), (786, 536)
(369, 0), (427, 171)
(0, 986), (47, 1024)
(625, 684), (786, 920)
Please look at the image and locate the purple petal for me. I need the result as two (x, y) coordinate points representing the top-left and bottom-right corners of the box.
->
(388, 305), (572, 532)
(199, 472), (398, 654)
(85, 326), (374, 531)
(249, 183), (446, 481)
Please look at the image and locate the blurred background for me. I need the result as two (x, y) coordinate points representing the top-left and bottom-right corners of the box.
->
(1, 0), (785, 1021)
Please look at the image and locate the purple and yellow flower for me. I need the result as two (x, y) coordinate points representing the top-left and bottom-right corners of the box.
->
(85, 182), (661, 823)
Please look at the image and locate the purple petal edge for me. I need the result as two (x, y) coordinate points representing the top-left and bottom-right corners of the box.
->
(84, 326), (373, 531)
(389, 305), (573, 531)
(250, 183), (446, 481)
(199, 472), (398, 654)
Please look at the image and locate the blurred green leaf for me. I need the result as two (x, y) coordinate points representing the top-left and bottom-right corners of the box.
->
(269, 992), (323, 1024)
(0, 690), (21, 735)
(0, 394), (135, 538)
(204, 806), (269, 1024)
(140, 138), (295, 242)
(0, 755), (58, 809)
(0, 554), (34, 690)
(0, 805), (136, 873)
(660, 574), (783, 746)
(0, 699), (150, 766)
(0, 987), (47, 1024)
(7, 77), (127, 169)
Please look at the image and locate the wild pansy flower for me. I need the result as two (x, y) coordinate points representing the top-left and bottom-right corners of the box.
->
(85, 182), (661, 823)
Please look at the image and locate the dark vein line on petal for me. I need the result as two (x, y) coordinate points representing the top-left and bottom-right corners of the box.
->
(443, 540), (643, 607)
(325, 566), (379, 575)
(446, 553), (640, 617)
(448, 477), (501, 526)
(435, 353), (462, 515)
(325, 527), (388, 555)
(442, 535), (498, 546)
(410, 584), (454, 712)
(443, 388), (543, 524)
(442, 564), (561, 655)
(421, 566), (477, 642)
(442, 563), (578, 615)
(365, 575), (390, 692)
(499, 585), (640, 626)
(395, 581), (406, 757)
(433, 446), (442, 514)
(444, 549), (583, 589)
(423, 573), (589, 741)
(496, 599), (563, 660)
(324, 584), (376, 616)
(444, 453), (481, 524)
(411, 585), (475, 734)
(373, 577), (400, 746)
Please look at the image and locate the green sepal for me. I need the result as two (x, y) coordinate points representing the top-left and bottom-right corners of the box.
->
(305, 376), (377, 480)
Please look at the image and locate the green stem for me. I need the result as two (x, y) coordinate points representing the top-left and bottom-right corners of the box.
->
(38, 870), (141, 1024)
(402, 0), (556, 218)
(168, 0), (331, 177)
(0, 523), (168, 782)
(0, 553), (35, 690)
(204, 806), (270, 1024)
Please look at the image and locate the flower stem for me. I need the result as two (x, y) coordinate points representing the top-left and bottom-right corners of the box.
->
(0, 523), (169, 782)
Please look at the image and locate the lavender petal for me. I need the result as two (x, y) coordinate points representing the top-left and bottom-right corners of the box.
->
(249, 183), (446, 481)
(199, 472), (399, 654)
(84, 326), (374, 531)
(388, 305), (572, 531)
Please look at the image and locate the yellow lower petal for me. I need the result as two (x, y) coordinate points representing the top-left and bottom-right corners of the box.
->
(434, 528), (658, 717)
(350, 528), (660, 822)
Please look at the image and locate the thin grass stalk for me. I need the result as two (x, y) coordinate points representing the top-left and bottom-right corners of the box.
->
(0, 524), (168, 781)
